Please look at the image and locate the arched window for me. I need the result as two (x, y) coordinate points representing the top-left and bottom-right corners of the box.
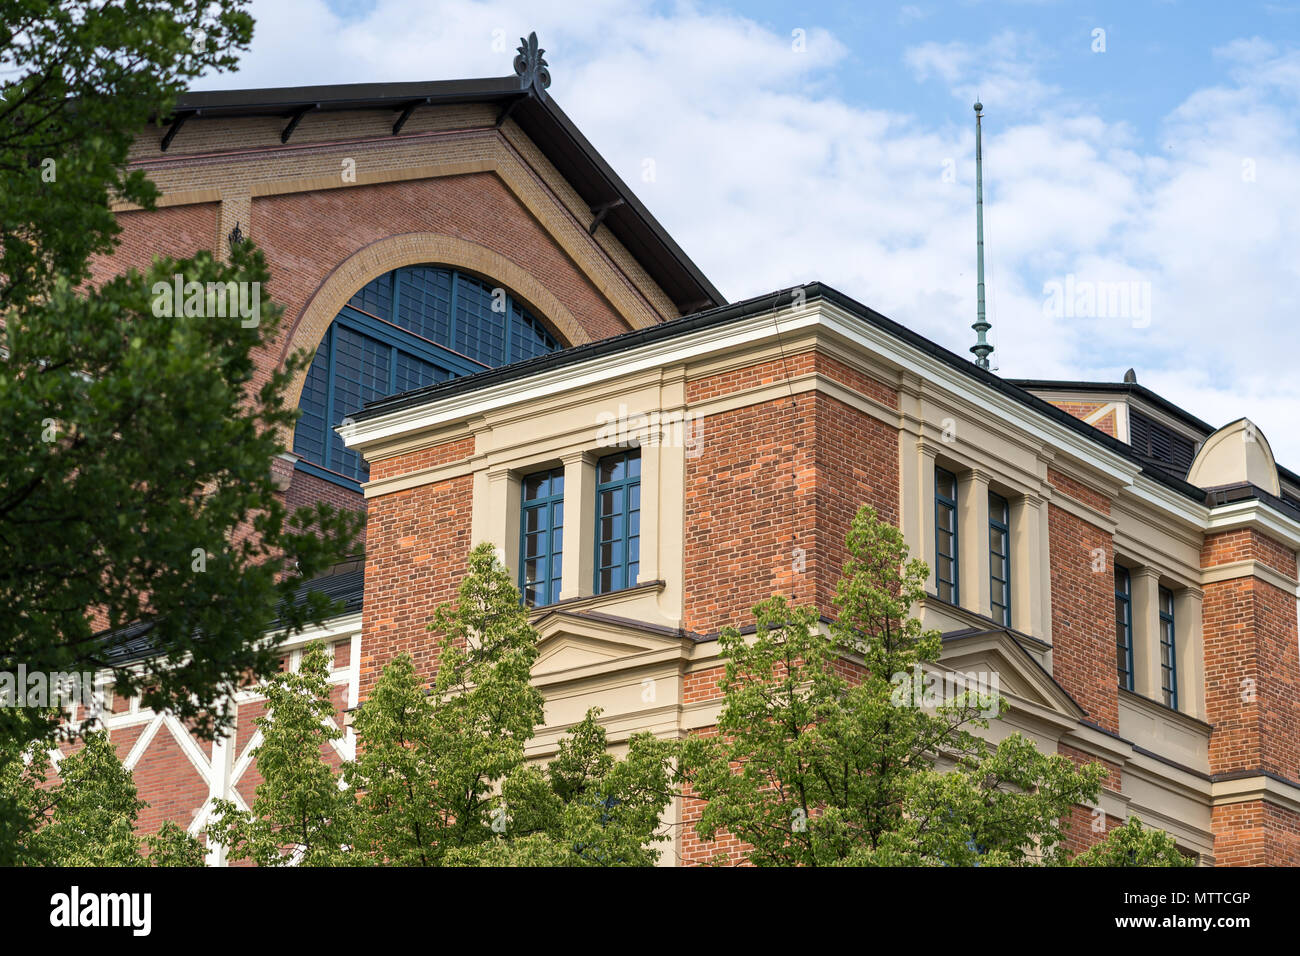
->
(293, 266), (561, 486)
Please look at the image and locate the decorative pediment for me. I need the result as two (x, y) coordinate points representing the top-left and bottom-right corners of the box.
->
(531, 610), (694, 681)
(939, 627), (1085, 726)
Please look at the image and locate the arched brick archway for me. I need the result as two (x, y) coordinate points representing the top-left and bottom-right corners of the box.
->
(279, 232), (590, 412)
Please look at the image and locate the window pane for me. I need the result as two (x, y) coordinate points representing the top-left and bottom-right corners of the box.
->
(600, 456), (626, 483)
(601, 514), (623, 543)
(299, 268), (564, 489)
(936, 469), (956, 499)
(523, 473), (548, 500)
(600, 567), (621, 592)
(600, 541), (622, 568)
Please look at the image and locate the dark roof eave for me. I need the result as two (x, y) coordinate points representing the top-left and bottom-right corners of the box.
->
(1006, 379), (1217, 435)
(156, 78), (724, 314)
(1012, 378), (1300, 492)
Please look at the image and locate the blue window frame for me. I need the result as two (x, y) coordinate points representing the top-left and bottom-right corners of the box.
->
(293, 266), (561, 488)
(595, 451), (641, 594)
(934, 467), (959, 603)
(1159, 587), (1178, 709)
(989, 491), (1010, 627)
(1115, 566), (1134, 692)
(520, 468), (564, 608)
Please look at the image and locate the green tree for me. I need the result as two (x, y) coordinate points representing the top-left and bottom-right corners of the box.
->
(0, 0), (363, 858)
(680, 504), (1182, 867)
(207, 643), (356, 866)
(450, 708), (676, 866)
(1071, 816), (1194, 867)
(0, 0), (252, 312)
(348, 544), (545, 863)
(2, 730), (205, 865)
(349, 545), (675, 866)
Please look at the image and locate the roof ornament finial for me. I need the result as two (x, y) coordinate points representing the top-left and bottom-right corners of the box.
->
(970, 99), (994, 371)
(514, 31), (551, 94)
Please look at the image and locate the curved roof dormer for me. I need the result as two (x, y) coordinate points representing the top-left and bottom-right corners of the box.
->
(1186, 418), (1281, 495)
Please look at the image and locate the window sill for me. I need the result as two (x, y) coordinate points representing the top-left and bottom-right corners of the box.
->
(1118, 687), (1212, 733)
(922, 593), (1050, 652)
(527, 580), (666, 620)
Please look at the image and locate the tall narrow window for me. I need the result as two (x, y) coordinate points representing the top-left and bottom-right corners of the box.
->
(1115, 567), (1133, 691)
(520, 468), (564, 608)
(988, 492), (1011, 627)
(595, 450), (641, 594)
(934, 467), (959, 603)
(1159, 587), (1177, 709)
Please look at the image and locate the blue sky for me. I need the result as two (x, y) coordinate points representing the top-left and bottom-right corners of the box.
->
(202, 1), (1300, 463)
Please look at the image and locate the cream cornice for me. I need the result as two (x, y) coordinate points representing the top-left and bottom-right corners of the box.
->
(341, 299), (1234, 538)
(1205, 498), (1300, 551)
(1210, 774), (1300, 816)
(1200, 558), (1298, 593)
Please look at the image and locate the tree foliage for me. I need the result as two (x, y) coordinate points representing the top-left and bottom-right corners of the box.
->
(680, 504), (1185, 867)
(207, 643), (355, 866)
(211, 545), (674, 866)
(0, 0), (362, 851)
(448, 708), (675, 866)
(1, 730), (205, 865)
(0, 0), (253, 312)
(1071, 816), (1194, 867)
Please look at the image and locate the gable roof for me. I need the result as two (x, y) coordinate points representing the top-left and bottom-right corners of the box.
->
(157, 70), (725, 315)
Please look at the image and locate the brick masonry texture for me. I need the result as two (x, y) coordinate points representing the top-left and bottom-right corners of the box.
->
(1058, 743), (1123, 856)
(1211, 800), (1300, 866)
(1202, 528), (1298, 578)
(1048, 467), (1111, 516)
(1199, 529), (1300, 864)
(88, 203), (220, 284)
(369, 435), (477, 483)
(1046, 501), (1118, 732)
(359, 473), (474, 700)
(683, 355), (899, 633)
(255, 174), (632, 366)
(679, 356), (897, 864)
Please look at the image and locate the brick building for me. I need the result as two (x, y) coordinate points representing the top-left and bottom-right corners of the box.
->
(87, 42), (1300, 866)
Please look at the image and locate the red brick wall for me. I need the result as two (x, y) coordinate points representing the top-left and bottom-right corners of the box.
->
(1211, 800), (1300, 866)
(683, 391), (817, 633)
(1202, 531), (1300, 781)
(369, 436), (476, 483)
(257, 174), (631, 370)
(1057, 742), (1123, 856)
(88, 203), (220, 285)
(813, 384), (899, 615)
(679, 357), (898, 864)
(1202, 528), (1298, 578)
(683, 357), (899, 633)
(1046, 494), (1118, 732)
(1201, 528), (1300, 865)
(359, 472), (474, 699)
(1047, 467), (1111, 515)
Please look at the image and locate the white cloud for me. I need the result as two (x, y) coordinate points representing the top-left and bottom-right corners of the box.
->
(202, 1), (1300, 466)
